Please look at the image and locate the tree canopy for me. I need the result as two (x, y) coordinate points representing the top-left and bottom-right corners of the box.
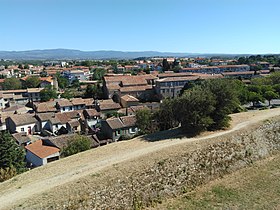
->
(2, 78), (22, 90)
(62, 135), (91, 157)
(40, 86), (57, 102)
(0, 132), (26, 181)
(24, 76), (40, 88)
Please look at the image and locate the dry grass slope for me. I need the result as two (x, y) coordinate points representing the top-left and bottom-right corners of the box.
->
(0, 108), (280, 209)
(151, 153), (280, 210)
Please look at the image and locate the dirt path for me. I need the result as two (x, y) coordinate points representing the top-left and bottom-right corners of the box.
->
(1, 108), (280, 210)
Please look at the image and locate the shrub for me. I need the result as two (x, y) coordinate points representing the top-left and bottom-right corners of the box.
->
(62, 135), (91, 157)
(0, 167), (17, 182)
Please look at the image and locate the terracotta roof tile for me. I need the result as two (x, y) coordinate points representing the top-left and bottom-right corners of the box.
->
(99, 99), (121, 111)
(8, 114), (37, 126)
(55, 111), (81, 124)
(25, 140), (59, 159)
(106, 117), (124, 130)
(57, 99), (73, 107)
(120, 115), (136, 127)
(121, 95), (139, 102)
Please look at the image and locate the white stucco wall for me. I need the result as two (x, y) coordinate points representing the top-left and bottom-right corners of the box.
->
(52, 124), (63, 133)
(0, 98), (5, 109)
(42, 152), (60, 165)
(16, 123), (36, 133)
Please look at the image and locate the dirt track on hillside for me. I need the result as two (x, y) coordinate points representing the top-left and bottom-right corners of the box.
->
(1, 109), (280, 209)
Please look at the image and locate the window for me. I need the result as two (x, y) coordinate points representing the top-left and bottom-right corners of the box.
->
(21, 128), (24, 132)
(115, 130), (120, 136)
(130, 127), (136, 133)
(62, 107), (65, 111)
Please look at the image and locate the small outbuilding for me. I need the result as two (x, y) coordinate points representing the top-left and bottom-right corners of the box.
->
(25, 140), (60, 167)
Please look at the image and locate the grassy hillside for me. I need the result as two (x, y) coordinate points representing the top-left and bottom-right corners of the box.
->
(151, 153), (280, 210)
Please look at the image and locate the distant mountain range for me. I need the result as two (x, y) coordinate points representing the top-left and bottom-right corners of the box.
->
(0, 49), (252, 60)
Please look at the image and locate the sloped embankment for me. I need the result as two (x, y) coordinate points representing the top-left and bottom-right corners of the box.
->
(15, 116), (280, 209)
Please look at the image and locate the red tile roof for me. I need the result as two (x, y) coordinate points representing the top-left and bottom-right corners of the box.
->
(25, 140), (59, 159)
(121, 95), (139, 102)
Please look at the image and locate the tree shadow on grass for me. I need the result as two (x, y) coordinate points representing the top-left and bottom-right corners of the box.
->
(142, 127), (199, 142)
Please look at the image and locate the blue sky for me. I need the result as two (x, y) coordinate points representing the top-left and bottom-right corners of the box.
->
(0, 0), (279, 54)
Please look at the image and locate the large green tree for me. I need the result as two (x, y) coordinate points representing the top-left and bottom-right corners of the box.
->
(84, 84), (102, 99)
(136, 109), (154, 134)
(248, 91), (264, 107)
(55, 72), (69, 89)
(92, 68), (106, 80)
(61, 89), (74, 100)
(264, 91), (278, 106)
(24, 76), (40, 88)
(2, 78), (22, 90)
(40, 86), (57, 102)
(155, 98), (178, 131)
(203, 79), (242, 130)
(174, 86), (216, 135)
(0, 132), (26, 178)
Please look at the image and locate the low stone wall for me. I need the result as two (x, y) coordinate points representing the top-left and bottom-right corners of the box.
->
(56, 118), (280, 209)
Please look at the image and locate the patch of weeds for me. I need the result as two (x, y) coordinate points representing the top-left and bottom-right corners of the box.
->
(211, 185), (239, 201)
(91, 173), (101, 178)
(157, 159), (167, 167)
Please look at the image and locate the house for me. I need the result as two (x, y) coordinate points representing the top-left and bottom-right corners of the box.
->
(56, 99), (74, 112)
(27, 88), (44, 102)
(257, 62), (270, 70)
(82, 109), (101, 134)
(155, 76), (199, 98)
(63, 69), (89, 82)
(120, 95), (139, 108)
(40, 76), (58, 90)
(180, 65), (250, 74)
(0, 93), (5, 109)
(71, 98), (86, 110)
(5, 114), (39, 134)
(12, 132), (33, 146)
(97, 99), (121, 118)
(222, 71), (257, 79)
(66, 119), (81, 133)
(55, 98), (93, 113)
(35, 113), (63, 135)
(155, 74), (223, 99)
(55, 111), (82, 133)
(101, 115), (138, 141)
(25, 140), (60, 167)
(102, 74), (157, 100)
(33, 101), (57, 113)
(3, 104), (32, 114)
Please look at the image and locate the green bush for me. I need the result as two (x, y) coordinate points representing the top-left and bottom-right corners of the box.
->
(62, 135), (91, 157)
(0, 167), (17, 182)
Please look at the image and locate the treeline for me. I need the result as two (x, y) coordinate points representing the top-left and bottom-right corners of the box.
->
(237, 55), (280, 66)
(137, 73), (280, 136)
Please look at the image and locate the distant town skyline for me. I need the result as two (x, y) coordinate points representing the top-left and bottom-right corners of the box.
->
(1, 0), (279, 54)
